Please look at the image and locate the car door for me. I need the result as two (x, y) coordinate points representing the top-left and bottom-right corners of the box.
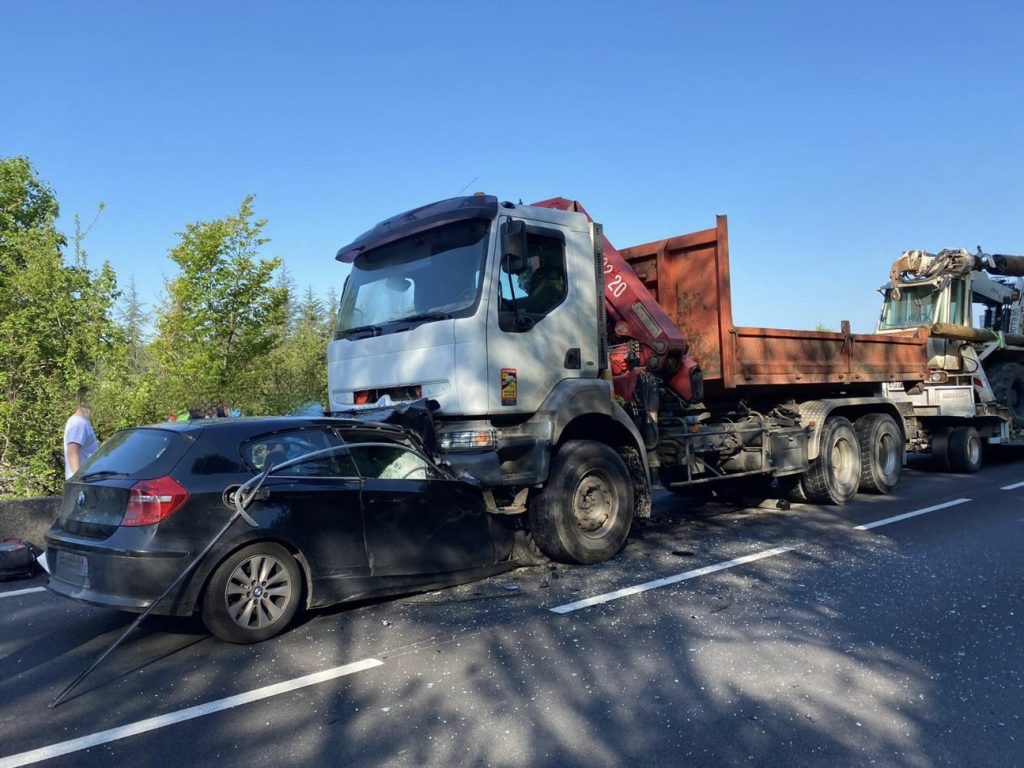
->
(242, 428), (368, 604)
(347, 439), (496, 578)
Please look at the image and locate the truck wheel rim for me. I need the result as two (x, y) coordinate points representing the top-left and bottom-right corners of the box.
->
(968, 436), (982, 466)
(573, 471), (616, 537)
(224, 553), (293, 630)
(831, 435), (858, 485)
(879, 432), (899, 475)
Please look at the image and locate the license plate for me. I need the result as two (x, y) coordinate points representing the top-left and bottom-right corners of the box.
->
(58, 551), (88, 582)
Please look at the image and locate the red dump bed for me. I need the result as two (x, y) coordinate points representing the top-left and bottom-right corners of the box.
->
(619, 216), (930, 393)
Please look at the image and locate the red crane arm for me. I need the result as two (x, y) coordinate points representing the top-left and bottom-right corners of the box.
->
(531, 197), (700, 403)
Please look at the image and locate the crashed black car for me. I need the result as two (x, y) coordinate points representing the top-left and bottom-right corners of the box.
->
(46, 411), (518, 643)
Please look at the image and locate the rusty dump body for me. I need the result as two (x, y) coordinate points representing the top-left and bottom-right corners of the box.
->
(619, 216), (932, 398)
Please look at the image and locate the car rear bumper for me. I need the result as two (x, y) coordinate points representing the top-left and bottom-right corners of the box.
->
(45, 537), (195, 616)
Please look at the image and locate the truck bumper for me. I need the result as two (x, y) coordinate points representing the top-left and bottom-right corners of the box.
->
(445, 435), (549, 486)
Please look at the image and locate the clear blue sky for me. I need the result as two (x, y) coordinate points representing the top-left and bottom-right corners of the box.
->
(3, 0), (1021, 333)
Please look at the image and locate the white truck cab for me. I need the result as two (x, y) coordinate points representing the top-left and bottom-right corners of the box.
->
(328, 195), (647, 505)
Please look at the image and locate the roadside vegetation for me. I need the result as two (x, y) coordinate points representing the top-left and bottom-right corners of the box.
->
(0, 156), (337, 497)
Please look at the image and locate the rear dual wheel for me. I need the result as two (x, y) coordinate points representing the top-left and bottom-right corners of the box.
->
(801, 417), (862, 505)
(855, 413), (903, 494)
(932, 426), (982, 473)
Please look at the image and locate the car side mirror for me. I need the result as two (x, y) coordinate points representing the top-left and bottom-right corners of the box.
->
(501, 219), (527, 274)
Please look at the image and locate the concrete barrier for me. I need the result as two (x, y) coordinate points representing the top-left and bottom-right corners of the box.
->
(0, 496), (60, 547)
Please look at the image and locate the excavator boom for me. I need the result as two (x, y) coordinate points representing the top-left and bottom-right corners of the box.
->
(980, 253), (1024, 277)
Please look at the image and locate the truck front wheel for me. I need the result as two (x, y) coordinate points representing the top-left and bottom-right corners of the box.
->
(528, 441), (634, 564)
(800, 416), (861, 505)
(855, 413), (902, 494)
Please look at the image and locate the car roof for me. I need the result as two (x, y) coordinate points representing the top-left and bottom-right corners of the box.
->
(137, 415), (416, 440)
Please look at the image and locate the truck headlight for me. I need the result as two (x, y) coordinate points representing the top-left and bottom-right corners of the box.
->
(440, 430), (497, 451)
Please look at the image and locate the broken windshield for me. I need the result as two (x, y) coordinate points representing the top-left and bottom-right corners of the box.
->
(335, 218), (489, 339)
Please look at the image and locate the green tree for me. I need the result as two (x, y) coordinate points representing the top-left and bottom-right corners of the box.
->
(150, 196), (288, 415)
(92, 278), (162, 431)
(253, 285), (330, 415)
(0, 157), (120, 496)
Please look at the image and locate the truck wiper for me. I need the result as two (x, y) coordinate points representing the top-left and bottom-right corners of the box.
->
(81, 470), (131, 481)
(397, 311), (452, 324)
(338, 324), (382, 340)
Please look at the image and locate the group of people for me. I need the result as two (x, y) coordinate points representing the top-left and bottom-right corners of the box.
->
(167, 404), (239, 422)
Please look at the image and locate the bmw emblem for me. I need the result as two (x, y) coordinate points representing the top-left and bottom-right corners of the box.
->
(76, 491), (85, 508)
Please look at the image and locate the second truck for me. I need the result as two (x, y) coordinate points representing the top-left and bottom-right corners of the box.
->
(326, 195), (1020, 565)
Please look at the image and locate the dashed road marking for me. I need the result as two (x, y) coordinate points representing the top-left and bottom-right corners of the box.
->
(1, 490), (995, 762)
(552, 494), (984, 615)
(1000, 481), (1024, 490)
(0, 658), (384, 768)
(0, 587), (46, 600)
(853, 498), (972, 531)
(549, 546), (795, 614)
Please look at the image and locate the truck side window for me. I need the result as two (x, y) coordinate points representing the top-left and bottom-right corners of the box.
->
(499, 230), (567, 331)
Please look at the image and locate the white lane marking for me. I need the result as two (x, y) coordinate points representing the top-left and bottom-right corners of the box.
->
(0, 658), (384, 768)
(552, 494), (981, 615)
(0, 587), (46, 600)
(853, 498), (972, 531)
(549, 546), (794, 615)
(1000, 481), (1024, 490)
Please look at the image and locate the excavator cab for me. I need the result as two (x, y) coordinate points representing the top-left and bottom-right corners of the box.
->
(877, 277), (970, 331)
(879, 247), (1024, 335)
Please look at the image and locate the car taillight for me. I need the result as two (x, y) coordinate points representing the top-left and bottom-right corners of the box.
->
(122, 476), (190, 526)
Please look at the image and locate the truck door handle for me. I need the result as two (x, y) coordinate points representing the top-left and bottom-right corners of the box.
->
(564, 348), (581, 369)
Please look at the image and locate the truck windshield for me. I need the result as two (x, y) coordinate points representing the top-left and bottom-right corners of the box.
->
(335, 218), (490, 339)
(878, 284), (941, 329)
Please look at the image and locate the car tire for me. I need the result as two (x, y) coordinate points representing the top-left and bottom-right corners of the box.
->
(948, 426), (983, 473)
(528, 441), (634, 565)
(800, 417), (861, 505)
(201, 542), (302, 644)
(512, 529), (550, 566)
(855, 413), (903, 494)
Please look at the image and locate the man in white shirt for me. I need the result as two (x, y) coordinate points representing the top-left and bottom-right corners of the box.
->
(64, 387), (99, 479)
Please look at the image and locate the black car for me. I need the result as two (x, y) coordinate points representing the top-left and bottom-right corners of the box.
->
(46, 413), (518, 643)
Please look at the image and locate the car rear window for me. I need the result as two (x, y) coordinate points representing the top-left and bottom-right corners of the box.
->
(79, 428), (192, 479)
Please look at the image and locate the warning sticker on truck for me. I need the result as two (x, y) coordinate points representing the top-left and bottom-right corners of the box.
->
(501, 368), (517, 406)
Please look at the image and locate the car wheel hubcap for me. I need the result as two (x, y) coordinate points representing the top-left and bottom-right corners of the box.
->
(224, 553), (293, 630)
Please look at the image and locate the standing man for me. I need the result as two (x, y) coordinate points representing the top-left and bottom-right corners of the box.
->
(64, 386), (99, 479)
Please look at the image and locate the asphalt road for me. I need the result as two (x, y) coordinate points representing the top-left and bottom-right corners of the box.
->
(2, 454), (1023, 767)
